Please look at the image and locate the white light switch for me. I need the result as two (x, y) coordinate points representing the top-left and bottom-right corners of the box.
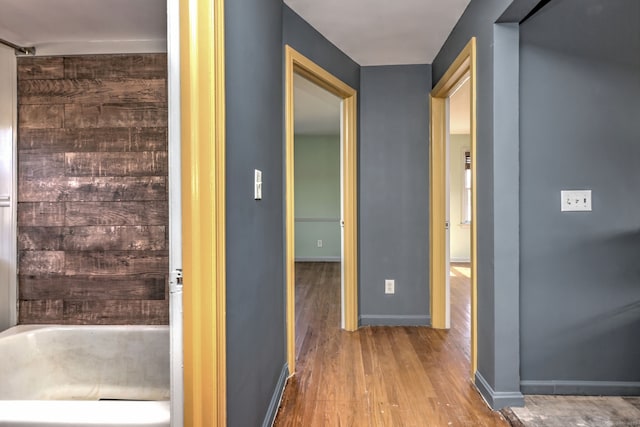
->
(561, 190), (591, 212)
(254, 169), (262, 200)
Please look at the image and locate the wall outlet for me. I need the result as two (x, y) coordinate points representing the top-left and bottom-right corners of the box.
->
(317, 239), (323, 248)
(385, 279), (395, 294)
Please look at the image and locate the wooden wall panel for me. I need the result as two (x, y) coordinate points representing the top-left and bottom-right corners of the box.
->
(64, 103), (168, 128)
(20, 276), (166, 300)
(19, 251), (65, 275)
(18, 300), (63, 323)
(64, 226), (166, 251)
(65, 152), (168, 177)
(63, 300), (169, 325)
(18, 202), (66, 226)
(19, 176), (167, 202)
(64, 55), (167, 79)
(19, 226), (166, 251)
(19, 105), (64, 129)
(18, 227), (65, 251)
(65, 201), (168, 226)
(18, 79), (166, 105)
(64, 251), (168, 276)
(17, 54), (168, 325)
(19, 153), (65, 179)
(17, 57), (64, 80)
(19, 127), (167, 153)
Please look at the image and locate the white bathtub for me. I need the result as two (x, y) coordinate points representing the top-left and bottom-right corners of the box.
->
(0, 325), (170, 427)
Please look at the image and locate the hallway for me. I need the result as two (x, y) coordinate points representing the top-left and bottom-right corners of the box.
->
(274, 262), (507, 426)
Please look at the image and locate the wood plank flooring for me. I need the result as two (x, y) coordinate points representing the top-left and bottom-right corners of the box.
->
(274, 262), (508, 426)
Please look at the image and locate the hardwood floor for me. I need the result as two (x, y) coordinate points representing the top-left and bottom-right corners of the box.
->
(274, 262), (508, 426)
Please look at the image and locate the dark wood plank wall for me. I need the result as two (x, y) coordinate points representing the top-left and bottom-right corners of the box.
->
(17, 54), (169, 324)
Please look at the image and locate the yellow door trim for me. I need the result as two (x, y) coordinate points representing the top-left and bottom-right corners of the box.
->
(429, 38), (478, 376)
(285, 45), (358, 374)
(180, 0), (226, 425)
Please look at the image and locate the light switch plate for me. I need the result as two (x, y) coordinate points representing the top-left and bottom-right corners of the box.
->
(561, 190), (591, 212)
(254, 169), (262, 200)
(385, 279), (395, 294)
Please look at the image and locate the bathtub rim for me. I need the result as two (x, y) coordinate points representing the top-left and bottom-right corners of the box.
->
(0, 399), (170, 426)
(0, 323), (170, 339)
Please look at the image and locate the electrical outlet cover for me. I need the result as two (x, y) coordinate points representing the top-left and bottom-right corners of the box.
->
(561, 190), (591, 212)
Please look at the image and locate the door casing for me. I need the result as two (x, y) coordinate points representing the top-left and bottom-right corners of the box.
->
(285, 45), (358, 374)
(429, 37), (478, 376)
(180, 0), (227, 425)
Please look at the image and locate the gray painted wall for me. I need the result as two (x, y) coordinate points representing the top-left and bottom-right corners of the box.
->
(432, 0), (525, 408)
(282, 5), (360, 90)
(519, 0), (640, 393)
(359, 65), (431, 325)
(225, 0), (285, 425)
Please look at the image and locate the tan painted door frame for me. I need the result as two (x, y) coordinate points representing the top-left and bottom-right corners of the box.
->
(429, 38), (478, 376)
(180, 0), (227, 425)
(285, 45), (358, 375)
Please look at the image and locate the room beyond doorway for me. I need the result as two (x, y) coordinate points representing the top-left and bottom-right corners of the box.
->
(293, 74), (342, 264)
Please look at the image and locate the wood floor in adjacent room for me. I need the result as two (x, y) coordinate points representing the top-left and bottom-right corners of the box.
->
(274, 262), (508, 427)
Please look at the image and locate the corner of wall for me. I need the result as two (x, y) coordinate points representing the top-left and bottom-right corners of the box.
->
(474, 371), (524, 410)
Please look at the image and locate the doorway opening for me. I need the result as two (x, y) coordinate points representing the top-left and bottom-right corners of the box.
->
(429, 38), (478, 376)
(285, 46), (358, 374)
(448, 74), (473, 363)
(292, 73), (342, 361)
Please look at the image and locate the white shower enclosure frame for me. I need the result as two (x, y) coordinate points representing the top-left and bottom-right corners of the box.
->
(0, 44), (17, 333)
(166, 0), (184, 425)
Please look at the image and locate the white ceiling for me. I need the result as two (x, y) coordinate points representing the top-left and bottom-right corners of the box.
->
(0, 0), (469, 64)
(0, 0), (167, 55)
(284, 0), (471, 65)
(294, 74), (341, 135)
(449, 78), (471, 134)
